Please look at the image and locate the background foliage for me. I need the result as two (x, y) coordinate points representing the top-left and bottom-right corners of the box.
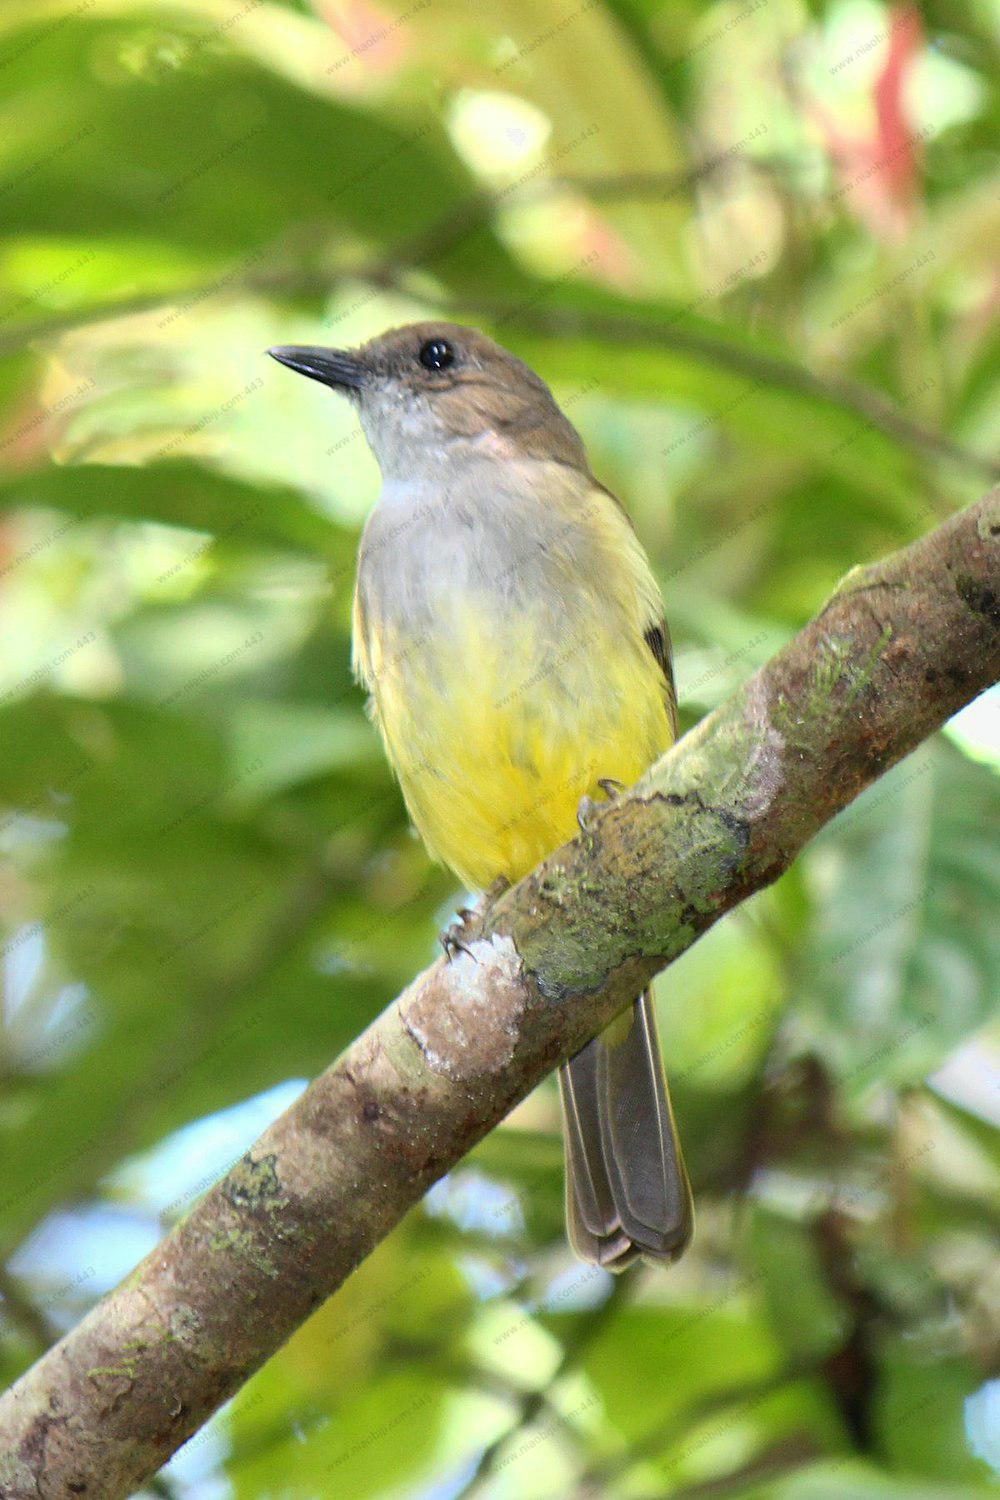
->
(0, 0), (998, 1494)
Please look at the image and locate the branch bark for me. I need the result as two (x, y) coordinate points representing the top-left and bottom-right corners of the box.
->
(1, 492), (998, 1499)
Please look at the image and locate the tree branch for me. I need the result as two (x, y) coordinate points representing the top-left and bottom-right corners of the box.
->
(1, 492), (997, 1499)
(416, 291), (1000, 483)
(2, 231), (992, 482)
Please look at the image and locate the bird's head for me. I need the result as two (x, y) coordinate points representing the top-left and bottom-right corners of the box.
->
(268, 321), (587, 481)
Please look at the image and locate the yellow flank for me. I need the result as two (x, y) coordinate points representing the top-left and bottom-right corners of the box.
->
(355, 485), (675, 893)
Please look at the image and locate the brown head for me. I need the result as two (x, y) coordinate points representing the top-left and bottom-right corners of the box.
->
(268, 321), (589, 481)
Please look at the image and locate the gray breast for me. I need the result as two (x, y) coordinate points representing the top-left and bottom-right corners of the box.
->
(356, 460), (605, 652)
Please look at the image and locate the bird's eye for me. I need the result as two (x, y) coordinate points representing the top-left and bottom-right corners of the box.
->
(418, 338), (454, 371)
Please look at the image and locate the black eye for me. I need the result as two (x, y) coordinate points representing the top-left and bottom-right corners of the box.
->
(418, 338), (454, 371)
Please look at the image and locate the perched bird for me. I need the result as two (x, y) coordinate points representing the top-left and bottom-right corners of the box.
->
(269, 324), (693, 1269)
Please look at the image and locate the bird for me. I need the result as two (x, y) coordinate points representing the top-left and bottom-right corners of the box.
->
(268, 323), (693, 1270)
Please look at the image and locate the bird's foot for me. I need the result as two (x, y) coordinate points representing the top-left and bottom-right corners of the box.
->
(577, 777), (626, 833)
(440, 876), (511, 962)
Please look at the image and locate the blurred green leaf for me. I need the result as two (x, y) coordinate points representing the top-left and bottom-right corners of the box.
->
(802, 741), (1000, 1088)
(0, 7), (472, 262)
(0, 460), (346, 555)
(876, 1348), (991, 1483)
(745, 1205), (847, 1362)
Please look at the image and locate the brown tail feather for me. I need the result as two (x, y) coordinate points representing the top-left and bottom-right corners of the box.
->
(558, 990), (693, 1270)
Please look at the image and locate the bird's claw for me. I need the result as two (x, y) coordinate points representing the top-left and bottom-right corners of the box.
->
(577, 794), (600, 833)
(440, 877), (511, 963)
(441, 926), (478, 962)
(578, 777), (626, 832)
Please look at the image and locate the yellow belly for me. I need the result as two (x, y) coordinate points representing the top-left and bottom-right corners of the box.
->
(371, 614), (673, 891)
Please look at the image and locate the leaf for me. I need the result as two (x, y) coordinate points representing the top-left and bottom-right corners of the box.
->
(228, 1366), (453, 1499)
(569, 1299), (783, 1445)
(0, 694), (427, 1251)
(744, 1205), (847, 1363)
(0, 7), (473, 267)
(427, 0), (690, 292)
(799, 740), (1000, 1089)
(0, 460), (346, 557)
(875, 1346), (991, 1483)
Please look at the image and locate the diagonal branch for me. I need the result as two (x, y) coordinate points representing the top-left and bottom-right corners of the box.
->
(1, 201), (994, 482)
(0, 492), (997, 1499)
(419, 292), (1000, 482)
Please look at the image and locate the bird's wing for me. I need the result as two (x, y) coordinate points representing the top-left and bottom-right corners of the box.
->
(591, 480), (678, 737)
(643, 617), (679, 740)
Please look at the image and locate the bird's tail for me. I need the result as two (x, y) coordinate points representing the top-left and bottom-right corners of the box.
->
(558, 990), (693, 1270)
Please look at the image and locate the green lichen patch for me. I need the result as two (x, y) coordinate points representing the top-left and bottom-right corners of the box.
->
(208, 1225), (279, 1279)
(223, 1153), (287, 1216)
(86, 1334), (149, 1383)
(512, 794), (745, 1001)
(773, 623), (892, 739)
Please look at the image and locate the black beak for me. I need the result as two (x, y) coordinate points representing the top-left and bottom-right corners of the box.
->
(267, 345), (366, 392)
